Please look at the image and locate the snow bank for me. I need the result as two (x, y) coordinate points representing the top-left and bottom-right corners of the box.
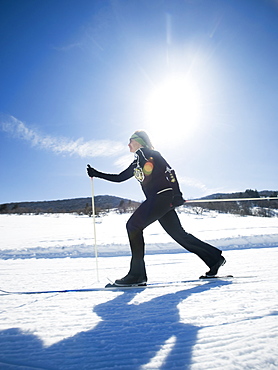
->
(0, 212), (277, 259)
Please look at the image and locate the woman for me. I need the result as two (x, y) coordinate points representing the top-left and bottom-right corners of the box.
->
(87, 130), (226, 286)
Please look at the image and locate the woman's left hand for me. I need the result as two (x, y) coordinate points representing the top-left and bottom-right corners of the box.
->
(172, 195), (185, 207)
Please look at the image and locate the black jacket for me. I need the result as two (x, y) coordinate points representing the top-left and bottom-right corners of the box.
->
(92, 147), (184, 205)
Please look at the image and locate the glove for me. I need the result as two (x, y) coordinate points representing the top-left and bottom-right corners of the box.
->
(172, 195), (185, 207)
(87, 164), (98, 178)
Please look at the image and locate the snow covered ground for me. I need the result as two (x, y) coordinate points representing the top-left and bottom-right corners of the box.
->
(0, 210), (277, 369)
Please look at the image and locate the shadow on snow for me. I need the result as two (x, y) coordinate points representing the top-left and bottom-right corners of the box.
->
(0, 280), (231, 369)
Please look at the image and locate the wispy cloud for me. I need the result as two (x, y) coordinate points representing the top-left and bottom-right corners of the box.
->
(178, 176), (209, 192)
(114, 154), (134, 169)
(1, 115), (125, 158)
(52, 42), (83, 52)
(179, 176), (230, 198)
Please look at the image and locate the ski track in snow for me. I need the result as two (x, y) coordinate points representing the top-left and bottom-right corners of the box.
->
(0, 212), (277, 369)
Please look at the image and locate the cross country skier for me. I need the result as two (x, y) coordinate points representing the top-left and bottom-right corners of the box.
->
(87, 130), (226, 286)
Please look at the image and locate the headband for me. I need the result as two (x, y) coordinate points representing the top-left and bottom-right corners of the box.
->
(130, 133), (148, 148)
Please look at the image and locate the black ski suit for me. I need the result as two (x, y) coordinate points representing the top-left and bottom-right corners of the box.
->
(91, 147), (222, 280)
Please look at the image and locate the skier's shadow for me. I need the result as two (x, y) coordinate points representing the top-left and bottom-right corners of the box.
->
(47, 279), (231, 369)
(0, 280), (231, 369)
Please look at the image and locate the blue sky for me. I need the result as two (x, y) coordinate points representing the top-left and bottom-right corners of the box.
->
(1, 0), (278, 204)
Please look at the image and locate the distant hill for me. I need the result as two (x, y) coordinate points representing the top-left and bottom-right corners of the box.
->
(0, 189), (277, 215)
(199, 189), (278, 200)
(0, 195), (141, 214)
(193, 189), (278, 217)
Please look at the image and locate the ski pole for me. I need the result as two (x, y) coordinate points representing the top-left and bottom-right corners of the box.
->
(184, 197), (278, 204)
(90, 178), (99, 282)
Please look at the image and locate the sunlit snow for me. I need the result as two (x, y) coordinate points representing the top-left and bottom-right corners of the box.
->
(0, 210), (277, 369)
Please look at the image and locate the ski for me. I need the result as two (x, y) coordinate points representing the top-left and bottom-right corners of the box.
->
(104, 276), (234, 289)
(0, 280), (214, 295)
(0, 276), (236, 295)
(199, 274), (234, 279)
(0, 281), (201, 295)
(0, 287), (110, 295)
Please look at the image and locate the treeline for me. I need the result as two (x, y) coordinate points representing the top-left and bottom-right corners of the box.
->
(187, 189), (278, 217)
(1, 190), (277, 217)
(0, 196), (140, 216)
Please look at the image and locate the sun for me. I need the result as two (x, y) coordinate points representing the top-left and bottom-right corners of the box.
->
(145, 76), (202, 146)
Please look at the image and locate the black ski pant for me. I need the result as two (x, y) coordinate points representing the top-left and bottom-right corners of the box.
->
(126, 190), (222, 278)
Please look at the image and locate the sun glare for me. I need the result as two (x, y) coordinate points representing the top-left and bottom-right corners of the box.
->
(145, 76), (201, 145)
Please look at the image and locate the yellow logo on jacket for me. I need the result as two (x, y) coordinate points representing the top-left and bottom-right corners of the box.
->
(134, 167), (144, 182)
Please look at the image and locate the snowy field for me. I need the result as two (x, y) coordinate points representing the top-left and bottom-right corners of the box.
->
(0, 210), (278, 369)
